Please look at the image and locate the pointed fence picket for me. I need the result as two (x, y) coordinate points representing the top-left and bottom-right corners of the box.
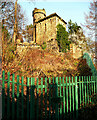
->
(12, 73), (15, 120)
(21, 76), (24, 120)
(2, 71), (97, 120)
(2, 71), (5, 120)
(7, 72), (10, 119)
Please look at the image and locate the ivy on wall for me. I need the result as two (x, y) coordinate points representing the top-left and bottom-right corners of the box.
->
(56, 24), (70, 52)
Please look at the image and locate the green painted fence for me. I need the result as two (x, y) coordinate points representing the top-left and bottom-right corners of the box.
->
(83, 53), (97, 76)
(2, 71), (97, 120)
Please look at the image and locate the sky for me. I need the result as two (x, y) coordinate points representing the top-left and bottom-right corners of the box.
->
(18, 0), (92, 35)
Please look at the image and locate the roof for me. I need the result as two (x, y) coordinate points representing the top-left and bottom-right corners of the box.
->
(35, 13), (67, 24)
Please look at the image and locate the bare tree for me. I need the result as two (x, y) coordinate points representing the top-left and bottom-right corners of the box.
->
(1, 1), (26, 41)
(83, 0), (97, 37)
(13, 0), (18, 42)
(82, 0), (97, 64)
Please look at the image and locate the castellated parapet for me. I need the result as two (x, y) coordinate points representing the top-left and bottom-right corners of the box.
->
(33, 8), (46, 24)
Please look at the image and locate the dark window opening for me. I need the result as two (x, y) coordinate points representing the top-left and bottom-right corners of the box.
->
(35, 25), (36, 42)
(45, 24), (46, 31)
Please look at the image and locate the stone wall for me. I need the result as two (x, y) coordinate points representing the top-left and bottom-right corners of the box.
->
(70, 43), (83, 59)
(46, 38), (59, 53)
(56, 17), (66, 28)
(36, 20), (46, 44)
(16, 40), (83, 59)
(16, 41), (40, 56)
(46, 16), (57, 42)
(35, 16), (57, 44)
(35, 16), (66, 45)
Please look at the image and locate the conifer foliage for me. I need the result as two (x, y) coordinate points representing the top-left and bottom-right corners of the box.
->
(56, 24), (70, 52)
(68, 19), (81, 34)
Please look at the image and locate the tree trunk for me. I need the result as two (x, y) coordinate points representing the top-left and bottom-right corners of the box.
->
(13, 0), (18, 43)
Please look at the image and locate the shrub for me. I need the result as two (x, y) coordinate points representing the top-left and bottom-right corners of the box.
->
(41, 42), (47, 50)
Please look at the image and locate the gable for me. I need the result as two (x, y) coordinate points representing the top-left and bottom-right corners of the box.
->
(35, 13), (67, 24)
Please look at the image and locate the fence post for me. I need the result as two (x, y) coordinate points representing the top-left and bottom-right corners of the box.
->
(84, 76), (87, 106)
(17, 75), (19, 119)
(66, 77), (68, 114)
(36, 78), (39, 120)
(86, 76), (89, 104)
(55, 77), (59, 120)
(40, 77), (43, 120)
(89, 76), (91, 103)
(94, 76), (96, 94)
(79, 76), (81, 107)
(59, 77), (62, 119)
(69, 77), (71, 119)
(7, 72), (10, 119)
(91, 76), (93, 94)
(62, 77), (65, 119)
(69, 77), (71, 113)
(82, 76), (84, 107)
(75, 76), (78, 119)
(2, 71), (5, 120)
(21, 76), (24, 120)
(27, 77), (30, 120)
(45, 77), (47, 120)
(49, 77), (51, 119)
(12, 73), (15, 120)
(30, 77), (35, 120)
(72, 77), (74, 120)
(52, 77), (55, 119)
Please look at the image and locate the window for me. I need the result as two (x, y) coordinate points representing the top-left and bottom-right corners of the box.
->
(45, 24), (46, 31)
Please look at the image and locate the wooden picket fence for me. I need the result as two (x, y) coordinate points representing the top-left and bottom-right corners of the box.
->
(2, 71), (97, 120)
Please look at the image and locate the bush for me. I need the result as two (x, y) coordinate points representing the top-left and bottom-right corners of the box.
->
(4, 42), (16, 63)
(41, 42), (47, 50)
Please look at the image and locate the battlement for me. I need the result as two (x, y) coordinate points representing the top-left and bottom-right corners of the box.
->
(33, 8), (46, 23)
(33, 8), (46, 16)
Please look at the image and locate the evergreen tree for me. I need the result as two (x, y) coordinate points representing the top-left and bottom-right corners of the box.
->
(57, 24), (70, 52)
(68, 19), (81, 34)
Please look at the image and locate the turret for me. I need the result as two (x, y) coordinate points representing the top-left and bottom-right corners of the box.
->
(33, 8), (46, 25)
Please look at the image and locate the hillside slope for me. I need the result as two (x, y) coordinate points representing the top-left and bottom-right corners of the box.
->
(3, 48), (92, 78)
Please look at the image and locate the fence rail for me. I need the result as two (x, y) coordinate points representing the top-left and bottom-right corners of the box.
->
(2, 71), (97, 120)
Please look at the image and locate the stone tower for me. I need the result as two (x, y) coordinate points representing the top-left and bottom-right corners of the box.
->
(33, 8), (46, 24)
(32, 8), (67, 44)
(33, 8), (46, 42)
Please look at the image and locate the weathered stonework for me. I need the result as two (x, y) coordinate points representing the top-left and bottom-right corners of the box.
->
(33, 8), (67, 45)
(46, 38), (59, 53)
(16, 42), (40, 57)
(70, 43), (82, 59)
(16, 8), (84, 59)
